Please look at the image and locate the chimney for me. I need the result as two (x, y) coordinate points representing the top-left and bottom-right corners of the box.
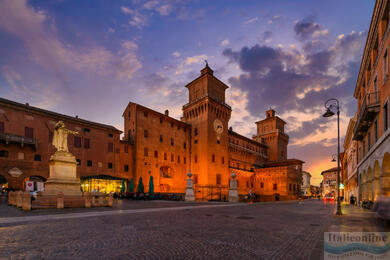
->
(165, 110), (169, 116)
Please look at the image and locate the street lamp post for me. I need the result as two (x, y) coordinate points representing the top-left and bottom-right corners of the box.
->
(323, 98), (342, 216)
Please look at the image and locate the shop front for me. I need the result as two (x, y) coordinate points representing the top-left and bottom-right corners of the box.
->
(81, 175), (127, 194)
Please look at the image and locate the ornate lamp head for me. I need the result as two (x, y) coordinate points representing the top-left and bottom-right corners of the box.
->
(187, 171), (193, 178)
(231, 171), (236, 179)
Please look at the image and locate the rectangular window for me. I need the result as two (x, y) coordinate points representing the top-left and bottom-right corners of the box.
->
(246, 181), (249, 188)
(184, 157), (186, 164)
(0, 122), (4, 134)
(108, 142), (113, 152)
(384, 101), (389, 132)
(374, 120), (378, 143)
(76, 159), (81, 166)
(124, 145), (128, 153)
(160, 117), (163, 124)
(251, 182), (253, 188)
(177, 156), (180, 163)
(212, 154), (215, 163)
(108, 162), (113, 169)
(49, 131), (53, 143)
(74, 136), (81, 148)
(144, 130), (148, 138)
(154, 150), (158, 158)
(108, 133), (113, 138)
(195, 155), (198, 163)
(221, 157), (224, 164)
(128, 111), (131, 119)
(216, 174), (221, 185)
(84, 128), (90, 133)
(25, 127), (33, 138)
(289, 183), (292, 191)
(273, 183), (278, 190)
(194, 174), (198, 184)
(171, 154), (174, 162)
(183, 142), (186, 149)
(84, 138), (90, 149)
(144, 111), (148, 117)
(87, 160), (92, 167)
(363, 140), (366, 157)
(160, 135), (163, 143)
(261, 182), (264, 188)
(144, 148), (148, 157)
(124, 165), (129, 172)
(164, 153), (167, 160)
(34, 154), (41, 161)
(170, 138), (174, 146)
(367, 132), (371, 151)
(171, 122), (174, 128)
(0, 150), (8, 158)
(194, 128), (198, 136)
(384, 50), (388, 82)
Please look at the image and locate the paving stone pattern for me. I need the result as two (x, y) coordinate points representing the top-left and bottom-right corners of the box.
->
(0, 199), (386, 259)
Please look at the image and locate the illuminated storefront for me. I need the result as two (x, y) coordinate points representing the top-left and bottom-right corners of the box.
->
(80, 175), (126, 194)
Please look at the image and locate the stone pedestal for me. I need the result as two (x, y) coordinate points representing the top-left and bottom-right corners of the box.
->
(228, 179), (239, 203)
(43, 151), (82, 196)
(185, 178), (195, 202)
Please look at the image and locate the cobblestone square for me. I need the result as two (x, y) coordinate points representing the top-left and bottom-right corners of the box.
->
(1, 199), (388, 259)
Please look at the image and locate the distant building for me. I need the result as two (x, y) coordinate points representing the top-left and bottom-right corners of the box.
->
(301, 171), (311, 196)
(343, 116), (358, 203)
(352, 0), (390, 202)
(321, 167), (338, 197)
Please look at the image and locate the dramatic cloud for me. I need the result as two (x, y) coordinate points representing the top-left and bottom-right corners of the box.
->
(223, 19), (366, 151)
(0, 0), (142, 80)
(121, 6), (147, 28)
(294, 16), (324, 40)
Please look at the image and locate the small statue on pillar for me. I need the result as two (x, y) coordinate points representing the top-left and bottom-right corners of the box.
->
(52, 121), (78, 153)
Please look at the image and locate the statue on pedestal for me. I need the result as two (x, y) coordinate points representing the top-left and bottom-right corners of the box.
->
(53, 121), (78, 152)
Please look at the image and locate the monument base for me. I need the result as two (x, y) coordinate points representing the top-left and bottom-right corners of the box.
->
(43, 151), (82, 197)
(185, 178), (195, 202)
(228, 179), (239, 202)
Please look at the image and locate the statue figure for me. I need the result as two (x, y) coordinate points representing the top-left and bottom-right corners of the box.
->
(52, 121), (78, 152)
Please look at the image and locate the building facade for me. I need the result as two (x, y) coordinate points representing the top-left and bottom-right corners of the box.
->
(343, 116), (358, 203)
(352, 0), (390, 202)
(1, 64), (303, 200)
(321, 167), (338, 198)
(0, 98), (129, 193)
(301, 171), (312, 196)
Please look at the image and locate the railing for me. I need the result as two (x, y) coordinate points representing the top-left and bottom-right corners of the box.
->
(353, 91), (380, 140)
(229, 143), (268, 158)
(0, 133), (38, 148)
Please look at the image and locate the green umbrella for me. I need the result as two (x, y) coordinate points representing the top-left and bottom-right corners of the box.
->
(121, 179), (126, 193)
(137, 177), (144, 193)
(149, 176), (154, 194)
(128, 178), (134, 192)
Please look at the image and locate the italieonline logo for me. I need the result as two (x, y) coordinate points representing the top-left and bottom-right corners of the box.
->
(324, 232), (390, 260)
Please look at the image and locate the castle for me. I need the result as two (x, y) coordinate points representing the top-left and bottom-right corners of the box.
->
(0, 64), (303, 201)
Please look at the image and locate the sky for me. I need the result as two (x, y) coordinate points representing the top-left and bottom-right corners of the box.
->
(0, 0), (375, 185)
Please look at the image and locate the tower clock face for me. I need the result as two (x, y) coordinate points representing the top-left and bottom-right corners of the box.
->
(213, 119), (223, 134)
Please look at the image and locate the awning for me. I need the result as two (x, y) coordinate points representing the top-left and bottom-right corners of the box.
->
(80, 175), (126, 181)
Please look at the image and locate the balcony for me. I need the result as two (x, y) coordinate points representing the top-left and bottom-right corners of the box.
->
(0, 133), (38, 149)
(353, 91), (380, 140)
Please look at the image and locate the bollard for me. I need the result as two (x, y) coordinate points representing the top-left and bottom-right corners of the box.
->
(8, 191), (14, 206)
(16, 191), (23, 208)
(108, 193), (113, 207)
(57, 192), (64, 209)
(84, 192), (91, 208)
(22, 191), (31, 211)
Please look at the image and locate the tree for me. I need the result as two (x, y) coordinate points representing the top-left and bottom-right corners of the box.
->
(137, 177), (144, 193)
(149, 175), (154, 194)
(128, 178), (134, 192)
